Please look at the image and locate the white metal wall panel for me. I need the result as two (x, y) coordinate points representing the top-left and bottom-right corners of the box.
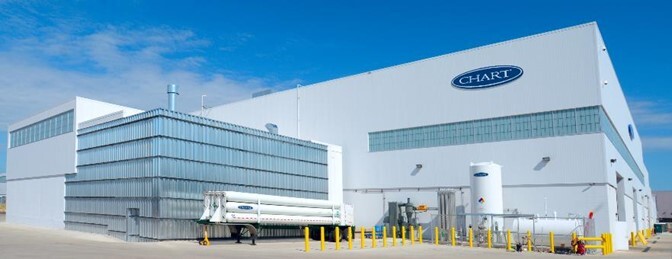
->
(6, 176), (65, 228)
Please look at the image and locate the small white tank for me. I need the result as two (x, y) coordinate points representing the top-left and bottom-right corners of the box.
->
(512, 218), (584, 236)
(470, 162), (504, 216)
(470, 162), (504, 228)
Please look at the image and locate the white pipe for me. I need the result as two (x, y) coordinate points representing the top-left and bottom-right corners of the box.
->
(207, 191), (340, 209)
(225, 213), (341, 225)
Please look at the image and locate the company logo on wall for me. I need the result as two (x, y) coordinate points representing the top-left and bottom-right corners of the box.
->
(628, 124), (635, 140)
(452, 65), (523, 89)
(238, 205), (254, 210)
(473, 172), (489, 177)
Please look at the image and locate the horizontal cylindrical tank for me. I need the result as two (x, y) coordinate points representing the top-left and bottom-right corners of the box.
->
(224, 213), (341, 225)
(512, 218), (584, 235)
(213, 191), (340, 208)
(224, 202), (335, 217)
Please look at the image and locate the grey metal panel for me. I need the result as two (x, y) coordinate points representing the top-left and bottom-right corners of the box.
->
(66, 109), (329, 241)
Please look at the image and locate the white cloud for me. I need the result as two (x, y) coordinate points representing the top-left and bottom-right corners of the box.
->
(642, 137), (672, 151)
(629, 100), (672, 127)
(0, 16), (297, 127)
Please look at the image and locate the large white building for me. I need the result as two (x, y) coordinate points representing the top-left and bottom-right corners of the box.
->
(5, 22), (656, 249)
(199, 22), (655, 250)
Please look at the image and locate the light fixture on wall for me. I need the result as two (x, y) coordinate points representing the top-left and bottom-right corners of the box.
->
(542, 156), (551, 162)
(627, 178), (633, 181)
(416, 164), (423, 169)
(610, 158), (617, 163)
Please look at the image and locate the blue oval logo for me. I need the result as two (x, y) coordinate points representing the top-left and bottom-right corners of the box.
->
(473, 172), (489, 177)
(452, 65), (523, 89)
(237, 205), (254, 210)
(628, 124), (635, 140)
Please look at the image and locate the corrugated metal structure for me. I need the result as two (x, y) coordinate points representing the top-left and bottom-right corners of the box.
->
(64, 109), (329, 241)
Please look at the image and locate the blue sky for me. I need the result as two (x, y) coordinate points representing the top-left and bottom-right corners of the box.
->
(0, 1), (670, 190)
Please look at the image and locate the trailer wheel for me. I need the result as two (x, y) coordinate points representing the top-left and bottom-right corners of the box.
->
(327, 228), (335, 242)
(310, 228), (321, 241)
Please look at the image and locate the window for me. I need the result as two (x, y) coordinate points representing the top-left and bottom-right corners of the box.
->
(9, 110), (74, 148)
(369, 105), (645, 184)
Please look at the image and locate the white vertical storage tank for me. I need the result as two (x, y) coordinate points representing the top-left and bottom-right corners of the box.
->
(470, 162), (504, 228)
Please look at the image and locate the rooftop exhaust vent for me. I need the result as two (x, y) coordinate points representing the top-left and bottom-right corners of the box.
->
(167, 84), (179, 111)
(265, 123), (278, 134)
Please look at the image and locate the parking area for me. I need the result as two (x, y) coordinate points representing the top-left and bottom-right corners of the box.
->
(0, 221), (670, 259)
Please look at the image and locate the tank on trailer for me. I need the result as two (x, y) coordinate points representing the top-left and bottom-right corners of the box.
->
(197, 191), (355, 245)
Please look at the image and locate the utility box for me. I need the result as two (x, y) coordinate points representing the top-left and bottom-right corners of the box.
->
(654, 223), (667, 234)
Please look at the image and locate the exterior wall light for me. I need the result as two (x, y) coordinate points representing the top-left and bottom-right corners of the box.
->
(542, 156), (551, 162)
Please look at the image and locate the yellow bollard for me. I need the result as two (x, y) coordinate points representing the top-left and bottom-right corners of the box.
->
(600, 234), (607, 255)
(451, 227), (456, 246)
(609, 233), (613, 254)
(507, 230), (512, 251)
(638, 230), (648, 245)
(392, 226), (397, 246)
(402, 226), (406, 246)
(434, 227), (439, 245)
(630, 231), (636, 246)
(360, 227), (365, 249)
(549, 231), (555, 254)
(571, 232), (577, 253)
(372, 227), (377, 248)
(348, 226), (353, 250)
(605, 233), (609, 255)
(383, 226), (387, 247)
(526, 230), (531, 252)
(418, 226), (423, 244)
(411, 226), (415, 245)
(201, 225), (210, 246)
(304, 227), (310, 252)
(487, 228), (492, 248)
(468, 227), (473, 248)
(608, 233), (612, 254)
(320, 227), (325, 251)
(335, 227), (340, 251)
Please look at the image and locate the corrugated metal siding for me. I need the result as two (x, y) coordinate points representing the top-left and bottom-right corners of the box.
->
(65, 109), (329, 241)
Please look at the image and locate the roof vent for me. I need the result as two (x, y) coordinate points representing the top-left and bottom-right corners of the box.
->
(265, 123), (278, 134)
(167, 84), (179, 111)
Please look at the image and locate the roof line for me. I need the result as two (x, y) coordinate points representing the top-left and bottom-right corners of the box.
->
(211, 22), (597, 108)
